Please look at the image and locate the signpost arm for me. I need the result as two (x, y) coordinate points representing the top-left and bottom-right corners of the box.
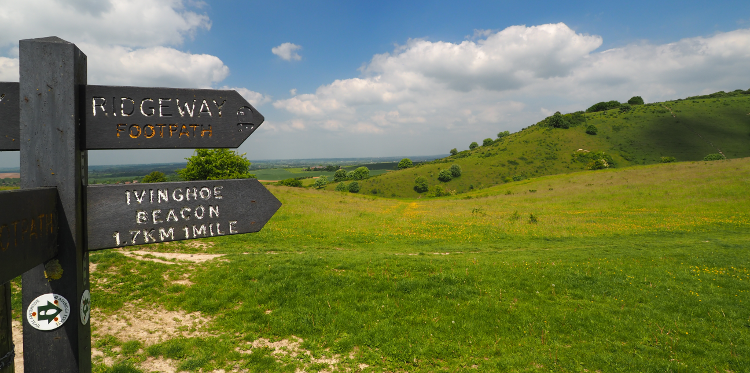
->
(19, 37), (90, 373)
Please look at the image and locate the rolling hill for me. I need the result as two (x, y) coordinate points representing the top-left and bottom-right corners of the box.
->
(338, 91), (750, 197)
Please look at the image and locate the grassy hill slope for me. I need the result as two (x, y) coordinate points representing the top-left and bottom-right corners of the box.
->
(342, 94), (750, 198)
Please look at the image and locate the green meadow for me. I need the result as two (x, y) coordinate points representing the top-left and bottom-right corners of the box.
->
(11, 157), (749, 372)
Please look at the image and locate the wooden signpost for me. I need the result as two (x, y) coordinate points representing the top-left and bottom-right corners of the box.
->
(0, 36), (280, 373)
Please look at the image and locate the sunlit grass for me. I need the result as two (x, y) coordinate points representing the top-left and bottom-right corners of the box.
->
(9, 158), (750, 372)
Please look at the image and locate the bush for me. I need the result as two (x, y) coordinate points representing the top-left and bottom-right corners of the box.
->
(352, 167), (370, 180)
(450, 148), (458, 156)
(429, 185), (449, 197)
(574, 150), (614, 169)
(142, 171), (167, 183)
(628, 96), (645, 105)
(469, 142), (478, 150)
(178, 149), (255, 180)
(449, 164), (462, 177)
(512, 175), (524, 181)
(660, 156), (676, 163)
(278, 178), (303, 187)
(548, 111), (569, 128)
(313, 176), (328, 189)
(497, 130), (510, 139)
(414, 176), (429, 193)
(529, 213), (538, 224)
(398, 158), (413, 169)
(585, 125), (598, 135)
(347, 181), (360, 193)
(587, 158), (609, 170)
(333, 169), (347, 182)
(437, 169), (453, 182)
(346, 171), (355, 179)
(619, 103), (632, 113)
(703, 153), (726, 161)
(586, 100), (621, 113)
(335, 182), (347, 192)
(482, 138), (494, 146)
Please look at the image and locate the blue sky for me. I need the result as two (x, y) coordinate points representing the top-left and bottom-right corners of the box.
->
(1, 0), (749, 166)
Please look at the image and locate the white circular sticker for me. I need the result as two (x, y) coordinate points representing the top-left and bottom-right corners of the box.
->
(26, 293), (71, 331)
(80, 290), (91, 325)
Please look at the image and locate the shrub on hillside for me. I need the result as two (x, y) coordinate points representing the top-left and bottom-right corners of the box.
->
(449, 164), (462, 177)
(450, 148), (458, 156)
(414, 176), (429, 193)
(335, 182), (347, 192)
(586, 125), (598, 135)
(628, 96), (645, 105)
(703, 153), (726, 161)
(586, 100), (621, 113)
(346, 171), (355, 179)
(483, 138), (494, 146)
(429, 185), (449, 197)
(619, 103), (632, 113)
(574, 150), (614, 169)
(352, 167), (370, 180)
(469, 142), (479, 150)
(333, 169), (347, 182)
(437, 169), (453, 182)
(548, 111), (569, 128)
(660, 156), (676, 163)
(348, 181), (360, 193)
(497, 130), (510, 139)
(278, 178), (303, 187)
(512, 175), (524, 181)
(398, 158), (413, 169)
(313, 176), (328, 189)
(587, 158), (609, 170)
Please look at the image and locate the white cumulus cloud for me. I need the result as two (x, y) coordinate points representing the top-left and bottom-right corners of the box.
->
(272, 42), (302, 61)
(0, 0), (235, 90)
(0, 0), (210, 49)
(271, 23), (750, 154)
(220, 86), (272, 107)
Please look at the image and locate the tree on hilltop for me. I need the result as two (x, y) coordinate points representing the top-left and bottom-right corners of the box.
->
(398, 158), (413, 169)
(469, 142), (479, 150)
(178, 149), (255, 180)
(142, 171), (167, 183)
(627, 96), (645, 105)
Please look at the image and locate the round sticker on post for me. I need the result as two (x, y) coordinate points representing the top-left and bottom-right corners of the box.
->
(26, 293), (71, 331)
(80, 290), (91, 325)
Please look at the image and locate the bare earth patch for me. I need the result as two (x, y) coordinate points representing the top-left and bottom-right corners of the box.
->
(12, 320), (23, 373)
(92, 305), (212, 345)
(237, 336), (344, 372)
(118, 249), (224, 264)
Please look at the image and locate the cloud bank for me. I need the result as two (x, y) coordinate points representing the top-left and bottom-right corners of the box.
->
(272, 23), (750, 145)
(0, 0), (263, 94)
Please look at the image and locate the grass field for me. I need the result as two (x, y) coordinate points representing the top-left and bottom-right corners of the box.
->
(10, 157), (749, 372)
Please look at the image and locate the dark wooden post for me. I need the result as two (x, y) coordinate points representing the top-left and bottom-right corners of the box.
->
(19, 37), (90, 373)
(0, 283), (13, 373)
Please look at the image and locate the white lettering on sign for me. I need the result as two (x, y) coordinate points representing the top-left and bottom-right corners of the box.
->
(94, 97), (226, 118)
(110, 183), (252, 247)
(125, 186), (223, 205)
